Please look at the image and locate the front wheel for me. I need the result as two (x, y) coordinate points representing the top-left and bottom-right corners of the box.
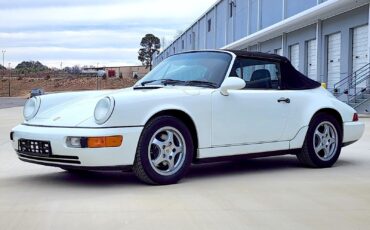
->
(133, 116), (194, 185)
(297, 113), (342, 168)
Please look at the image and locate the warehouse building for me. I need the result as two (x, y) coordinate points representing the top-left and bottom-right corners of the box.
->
(154, 0), (370, 112)
(104, 66), (148, 79)
(82, 66), (149, 79)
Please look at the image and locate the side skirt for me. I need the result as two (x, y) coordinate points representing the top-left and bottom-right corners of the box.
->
(194, 149), (301, 164)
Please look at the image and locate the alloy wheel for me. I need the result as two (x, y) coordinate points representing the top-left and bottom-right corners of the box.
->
(313, 121), (339, 161)
(148, 127), (186, 176)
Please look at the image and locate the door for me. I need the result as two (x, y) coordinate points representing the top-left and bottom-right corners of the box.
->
(352, 25), (368, 88)
(327, 33), (341, 89)
(275, 48), (283, 56)
(290, 44), (300, 70)
(211, 58), (290, 147)
(307, 39), (318, 81)
(191, 32), (196, 50)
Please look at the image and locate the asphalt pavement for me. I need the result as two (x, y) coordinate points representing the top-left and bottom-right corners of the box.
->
(0, 106), (369, 230)
(0, 97), (26, 109)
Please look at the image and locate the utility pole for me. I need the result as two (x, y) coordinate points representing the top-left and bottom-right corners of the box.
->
(96, 62), (99, 90)
(8, 63), (11, 97)
(1, 50), (5, 67)
(1, 50), (5, 80)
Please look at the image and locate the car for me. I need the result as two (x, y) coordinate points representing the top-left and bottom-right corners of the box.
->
(10, 50), (365, 185)
(30, 88), (44, 98)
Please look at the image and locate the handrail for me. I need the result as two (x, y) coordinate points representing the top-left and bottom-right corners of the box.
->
(333, 63), (370, 102)
(353, 96), (370, 109)
(331, 62), (370, 108)
(334, 63), (370, 90)
(348, 87), (368, 104)
(345, 72), (369, 104)
(348, 70), (370, 89)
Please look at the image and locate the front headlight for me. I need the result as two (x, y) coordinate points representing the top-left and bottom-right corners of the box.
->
(23, 97), (41, 121)
(94, 96), (115, 125)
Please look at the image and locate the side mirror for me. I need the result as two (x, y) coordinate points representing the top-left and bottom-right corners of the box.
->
(220, 77), (246, 96)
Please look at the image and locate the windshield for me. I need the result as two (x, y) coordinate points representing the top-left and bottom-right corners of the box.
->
(137, 51), (233, 88)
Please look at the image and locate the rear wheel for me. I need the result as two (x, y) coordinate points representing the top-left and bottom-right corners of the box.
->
(297, 113), (342, 168)
(133, 116), (194, 185)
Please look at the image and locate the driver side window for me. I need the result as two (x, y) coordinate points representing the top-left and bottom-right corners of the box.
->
(229, 58), (281, 90)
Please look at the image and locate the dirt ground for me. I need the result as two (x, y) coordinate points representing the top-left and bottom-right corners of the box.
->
(0, 76), (138, 97)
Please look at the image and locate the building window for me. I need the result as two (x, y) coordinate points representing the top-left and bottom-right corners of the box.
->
(189, 34), (192, 44)
(208, 19), (212, 32)
(173, 47), (176, 54)
(182, 40), (185, 50)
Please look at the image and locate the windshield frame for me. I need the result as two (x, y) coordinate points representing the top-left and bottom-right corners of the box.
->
(136, 50), (236, 89)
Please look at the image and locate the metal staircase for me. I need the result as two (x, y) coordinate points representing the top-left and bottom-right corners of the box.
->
(333, 63), (370, 113)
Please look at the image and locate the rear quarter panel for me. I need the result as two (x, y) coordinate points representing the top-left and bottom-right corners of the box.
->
(281, 87), (356, 141)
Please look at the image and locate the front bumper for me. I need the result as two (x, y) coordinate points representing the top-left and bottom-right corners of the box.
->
(343, 121), (365, 145)
(11, 124), (143, 168)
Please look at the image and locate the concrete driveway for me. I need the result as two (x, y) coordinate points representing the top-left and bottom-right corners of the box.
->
(0, 107), (370, 230)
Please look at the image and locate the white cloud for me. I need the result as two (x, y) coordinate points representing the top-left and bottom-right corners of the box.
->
(0, 0), (218, 67)
(6, 46), (140, 67)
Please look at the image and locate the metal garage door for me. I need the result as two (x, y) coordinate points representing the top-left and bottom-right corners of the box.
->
(307, 39), (317, 81)
(275, 48), (283, 56)
(352, 25), (368, 88)
(290, 44), (299, 70)
(327, 33), (341, 89)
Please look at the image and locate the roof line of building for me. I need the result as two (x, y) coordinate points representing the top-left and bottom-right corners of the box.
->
(158, 0), (369, 57)
(160, 0), (223, 54)
(224, 0), (367, 50)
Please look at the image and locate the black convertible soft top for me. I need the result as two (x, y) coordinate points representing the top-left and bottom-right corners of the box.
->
(226, 50), (321, 90)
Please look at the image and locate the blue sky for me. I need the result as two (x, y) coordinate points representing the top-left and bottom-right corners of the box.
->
(0, 0), (217, 68)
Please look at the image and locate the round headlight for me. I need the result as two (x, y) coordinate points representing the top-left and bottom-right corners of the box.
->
(94, 96), (115, 125)
(23, 97), (41, 121)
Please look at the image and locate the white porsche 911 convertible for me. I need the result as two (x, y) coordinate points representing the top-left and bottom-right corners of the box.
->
(11, 50), (365, 185)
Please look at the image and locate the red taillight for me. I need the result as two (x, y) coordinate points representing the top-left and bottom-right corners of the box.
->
(353, 113), (359, 122)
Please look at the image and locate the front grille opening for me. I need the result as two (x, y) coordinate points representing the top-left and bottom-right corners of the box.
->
(18, 153), (81, 165)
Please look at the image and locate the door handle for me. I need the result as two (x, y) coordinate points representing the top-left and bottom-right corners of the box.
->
(278, 97), (291, 104)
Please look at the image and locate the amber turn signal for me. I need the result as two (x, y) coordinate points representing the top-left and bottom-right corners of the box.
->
(87, 136), (123, 148)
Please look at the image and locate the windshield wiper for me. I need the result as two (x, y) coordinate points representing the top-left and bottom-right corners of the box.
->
(140, 79), (160, 86)
(161, 79), (187, 86)
(185, 80), (218, 88)
(139, 79), (217, 88)
(140, 79), (186, 87)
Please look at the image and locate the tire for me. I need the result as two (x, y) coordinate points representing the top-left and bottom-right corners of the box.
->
(297, 113), (342, 168)
(133, 116), (194, 185)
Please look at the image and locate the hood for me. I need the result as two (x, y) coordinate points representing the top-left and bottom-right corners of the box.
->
(25, 90), (114, 127)
(25, 86), (208, 127)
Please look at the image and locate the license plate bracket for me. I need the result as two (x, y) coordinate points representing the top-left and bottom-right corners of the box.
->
(18, 139), (52, 157)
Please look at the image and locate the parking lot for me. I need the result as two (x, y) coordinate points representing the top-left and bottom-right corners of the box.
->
(0, 106), (369, 230)
(0, 97), (26, 109)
